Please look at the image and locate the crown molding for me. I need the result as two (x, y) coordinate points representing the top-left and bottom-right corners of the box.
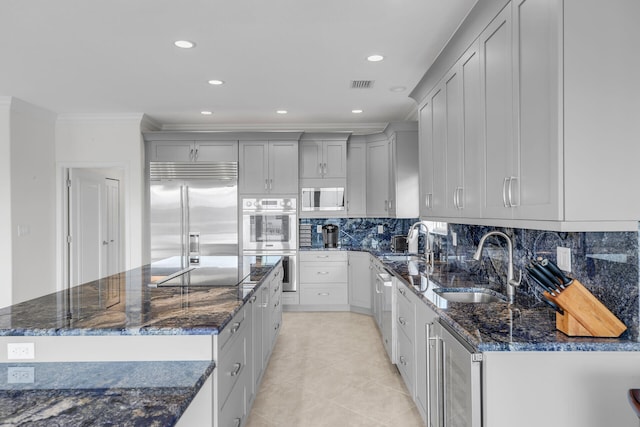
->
(56, 112), (145, 124)
(160, 122), (389, 136)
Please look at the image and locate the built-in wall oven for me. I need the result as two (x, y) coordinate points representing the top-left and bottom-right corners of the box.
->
(242, 198), (297, 292)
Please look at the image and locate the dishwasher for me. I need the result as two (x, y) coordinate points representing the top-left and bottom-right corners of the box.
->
(373, 261), (395, 363)
(427, 319), (482, 427)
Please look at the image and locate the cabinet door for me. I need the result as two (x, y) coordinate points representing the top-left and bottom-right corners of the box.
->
(299, 141), (323, 179)
(149, 141), (194, 162)
(387, 135), (397, 217)
(194, 141), (238, 162)
(269, 141), (298, 194)
(419, 101), (434, 217)
(239, 141), (269, 194)
(347, 141), (367, 217)
(513, 0), (561, 220)
(323, 141), (347, 178)
(366, 140), (390, 217)
(481, 4), (516, 219)
(460, 41), (483, 218)
(348, 252), (371, 310)
(445, 68), (463, 217)
(430, 85), (447, 217)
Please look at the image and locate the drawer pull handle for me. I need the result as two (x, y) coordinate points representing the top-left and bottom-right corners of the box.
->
(234, 417), (242, 427)
(317, 271), (330, 275)
(317, 255), (330, 258)
(399, 288), (406, 296)
(274, 323), (280, 330)
(230, 362), (242, 376)
(230, 321), (242, 334)
(250, 295), (257, 303)
(399, 317), (407, 326)
(274, 300), (280, 308)
(318, 292), (330, 296)
(399, 356), (407, 366)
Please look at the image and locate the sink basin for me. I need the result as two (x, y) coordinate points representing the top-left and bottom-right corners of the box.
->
(432, 288), (506, 303)
(382, 255), (426, 263)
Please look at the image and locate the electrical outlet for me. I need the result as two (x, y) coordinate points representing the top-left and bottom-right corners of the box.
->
(316, 225), (323, 233)
(557, 247), (572, 272)
(377, 225), (384, 234)
(7, 367), (35, 383)
(452, 232), (457, 247)
(7, 343), (35, 360)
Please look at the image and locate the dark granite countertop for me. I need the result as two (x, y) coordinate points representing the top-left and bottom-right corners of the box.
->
(0, 255), (281, 337)
(380, 256), (640, 352)
(0, 360), (215, 426)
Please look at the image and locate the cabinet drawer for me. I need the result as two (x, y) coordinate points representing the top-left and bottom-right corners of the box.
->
(397, 287), (415, 339)
(300, 284), (348, 305)
(300, 262), (348, 283)
(219, 374), (246, 427)
(218, 307), (246, 353)
(218, 330), (246, 410)
(397, 326), (415, 396)
(300, 251), (348, 262)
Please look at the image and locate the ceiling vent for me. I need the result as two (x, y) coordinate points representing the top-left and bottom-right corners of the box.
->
(351, 80), (374, 89)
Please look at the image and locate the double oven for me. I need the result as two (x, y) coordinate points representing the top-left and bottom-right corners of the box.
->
(242, 197), (297, 292)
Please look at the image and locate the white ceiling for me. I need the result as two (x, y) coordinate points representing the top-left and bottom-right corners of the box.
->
(0, 0), (477, 132)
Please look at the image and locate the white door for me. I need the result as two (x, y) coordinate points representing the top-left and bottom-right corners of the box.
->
(104, 178), (120, 276)
(69, 169), (121, 286)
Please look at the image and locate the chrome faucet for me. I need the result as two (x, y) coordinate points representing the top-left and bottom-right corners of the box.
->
(472, 231), (521, 303)
(407, 221), (434, 266)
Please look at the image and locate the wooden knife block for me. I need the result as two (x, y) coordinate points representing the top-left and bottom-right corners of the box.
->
(543, 279), (627, 337)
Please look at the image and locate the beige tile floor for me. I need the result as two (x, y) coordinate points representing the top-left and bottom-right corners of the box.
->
(246, 311), (425, 427)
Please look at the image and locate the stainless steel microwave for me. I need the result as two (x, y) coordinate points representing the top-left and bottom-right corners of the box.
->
(300, 187), (345, 211)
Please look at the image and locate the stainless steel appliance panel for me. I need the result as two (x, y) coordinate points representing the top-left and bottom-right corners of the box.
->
(242, 198), (297, 252)
(150, 161), (239, 265)
(150, 182), (186, 266)
(186, 181), (238, 257)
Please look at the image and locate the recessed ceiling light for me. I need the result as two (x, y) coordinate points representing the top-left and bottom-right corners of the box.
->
(276, 110), (288, 115)
(208, 79), (224, 86)
(367, 54), (384, 62)
(174, 40), (195, 49)
(201, 111), (213, 115)
(390, 86), (407, 93)
(352, 109), (363, 114)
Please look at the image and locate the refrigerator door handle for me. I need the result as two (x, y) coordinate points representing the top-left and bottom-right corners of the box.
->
(180, 185), (186, 268)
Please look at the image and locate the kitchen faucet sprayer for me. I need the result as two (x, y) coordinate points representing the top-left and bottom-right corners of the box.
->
(473, 231), (521, 304)
(407, 221), (434, 267)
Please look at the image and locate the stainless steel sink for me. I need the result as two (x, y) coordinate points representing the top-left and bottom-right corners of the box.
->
(382, 255), (426, 263)
(432, 288), (506, 303)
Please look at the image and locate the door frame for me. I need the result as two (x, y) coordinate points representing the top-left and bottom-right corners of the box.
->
(57, 162), (127, 292)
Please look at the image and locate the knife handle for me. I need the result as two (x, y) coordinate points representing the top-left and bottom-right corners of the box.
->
(532, 263), (563, 290)
(541, 259), (572, 286)
(526, 267), (557, 296)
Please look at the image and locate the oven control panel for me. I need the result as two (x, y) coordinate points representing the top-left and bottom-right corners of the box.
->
(243, 198), (296, 211)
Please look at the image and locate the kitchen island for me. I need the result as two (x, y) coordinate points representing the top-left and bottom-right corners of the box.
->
(0, 255), (284, 426)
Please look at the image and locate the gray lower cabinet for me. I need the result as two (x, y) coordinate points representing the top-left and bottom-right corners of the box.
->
(217, 263), (283, 427)
(348, 251), (372, 313)
(299, 251), (348, 306)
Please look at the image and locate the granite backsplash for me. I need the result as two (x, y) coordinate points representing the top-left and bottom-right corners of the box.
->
(299, 218), (419, 251)
(443, 224), (640, 338)
(299, 218), (640, 338)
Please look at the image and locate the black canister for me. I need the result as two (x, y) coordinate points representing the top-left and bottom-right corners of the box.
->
(322, 224), (339, 248)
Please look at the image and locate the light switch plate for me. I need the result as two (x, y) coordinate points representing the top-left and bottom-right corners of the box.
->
(377, 225), (384, 234)
(451, 232), (457, 247)
(557, 247), (571, 272)
(316, 225), (323, 233)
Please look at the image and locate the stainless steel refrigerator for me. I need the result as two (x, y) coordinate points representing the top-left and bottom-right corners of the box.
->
(149, 162), (238, 268)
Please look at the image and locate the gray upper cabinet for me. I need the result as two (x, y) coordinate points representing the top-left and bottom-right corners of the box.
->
(419, 42), (482, 221)
(366, 138), (391, 217)
(414, 0), (640, 231)
(480, 3), (515, 220)
(299, 139), (347, 179)
(148, 140), (238, 162)
(239, 141), (298, 195)
(347, 139), (367, 217)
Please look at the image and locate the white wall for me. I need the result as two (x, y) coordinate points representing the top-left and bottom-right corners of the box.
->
(0, 98), (12, 308)
(0, 98), (58, 307)
(55, 114), (145, 290)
